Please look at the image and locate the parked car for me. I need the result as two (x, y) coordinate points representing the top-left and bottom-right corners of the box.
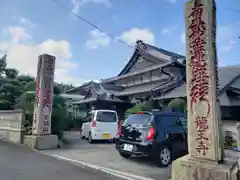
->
(81, 110), (119, 143)
(115, 111), (188, 167)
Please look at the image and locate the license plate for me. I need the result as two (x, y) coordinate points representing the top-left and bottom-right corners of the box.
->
(123, 144), (133, 151)
(103, 134), (110, 138)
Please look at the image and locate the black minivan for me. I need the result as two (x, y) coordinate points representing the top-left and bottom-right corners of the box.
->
(115, 111), (188, 167)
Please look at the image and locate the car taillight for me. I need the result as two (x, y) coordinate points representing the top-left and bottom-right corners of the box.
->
(92, 120), (96, 127)
(147, 127), (155, 140)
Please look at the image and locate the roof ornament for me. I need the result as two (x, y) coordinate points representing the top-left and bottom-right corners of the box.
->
(172, 56), (178, 61)
(172, 56), (187, 65)
(136, 40), (148, 51)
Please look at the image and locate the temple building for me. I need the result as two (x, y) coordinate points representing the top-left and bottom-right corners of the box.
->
(66, 40), (186, 117)
(66, 40), (240, 123)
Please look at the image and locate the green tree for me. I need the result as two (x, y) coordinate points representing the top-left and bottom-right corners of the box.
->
(23, 81), (36, 92)
(0, 83), (22, 109)
(0, 55), (7, 76)
(55, 83), (74, 93)
(125, 100), (157, 115)
(5, 68), (19, 79)
(167, 98), (187, 114)
(0, 54), (72, 138)
(0, 55), (23, 109)
(16, 75), (35, 86)
(18, 89), (70, 139)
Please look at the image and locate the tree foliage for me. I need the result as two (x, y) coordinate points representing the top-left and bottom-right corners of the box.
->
(0, 54), (75, 138)
(18, 91), (69, 138)
(125, 100), (161, 115)
(167, 98), (187, 114)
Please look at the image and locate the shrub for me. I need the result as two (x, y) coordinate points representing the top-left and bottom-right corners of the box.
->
(18, 91), (70, 139)
(167, 98), (187, 114)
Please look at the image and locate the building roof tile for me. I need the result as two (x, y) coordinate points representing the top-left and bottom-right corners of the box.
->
(156, 66), (240, 101)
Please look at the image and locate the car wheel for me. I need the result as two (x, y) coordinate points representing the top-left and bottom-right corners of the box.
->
(157, 147), (171, 167)
(111, 138), (116, 144)
(88, 132), (93, 143)
(119, 152), (131, 159)
(80, 130), (85, 139)
(80, 134), (85, 140)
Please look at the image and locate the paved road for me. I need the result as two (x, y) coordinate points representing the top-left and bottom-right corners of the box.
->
(0, 140), (124, 180)
(43, 131), (171, 180)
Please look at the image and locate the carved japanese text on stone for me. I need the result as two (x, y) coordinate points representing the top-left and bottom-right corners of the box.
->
(185, 0), (222, 161)
(32, 54), (55, 135)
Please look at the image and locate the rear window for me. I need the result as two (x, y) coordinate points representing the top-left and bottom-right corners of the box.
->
(124, 114), (152, 126)
(96, 111), (117, 122)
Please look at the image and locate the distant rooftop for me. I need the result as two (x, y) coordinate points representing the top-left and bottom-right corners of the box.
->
(60, 93), (84, 100)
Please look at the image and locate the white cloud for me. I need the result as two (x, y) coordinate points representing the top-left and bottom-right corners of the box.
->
(85, 29), (111, 50)
(9, 26), (32, 43)
(71, 0), (111, 15)
(161, 26), (177, 35)
(180, 24), (238, 54)
(19, 17), (36, 29)
(217, 24), (238, 53)
(217, 25), (236, 43)
(0, 26), (83, 85)
(219, 40), (236, 53)
(181, 24), (237, 45)
(164, 0), (176, 4)
(180, 32), (185, 44)
(119, 28), (155, 46)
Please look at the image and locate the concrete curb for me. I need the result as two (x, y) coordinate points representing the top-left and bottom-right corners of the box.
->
(45, 153), (156, 180)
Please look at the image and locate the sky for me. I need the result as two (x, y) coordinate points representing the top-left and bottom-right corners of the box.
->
(0, 0), (240, 85)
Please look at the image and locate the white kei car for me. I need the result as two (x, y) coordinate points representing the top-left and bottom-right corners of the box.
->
(80, 110), (119, 143)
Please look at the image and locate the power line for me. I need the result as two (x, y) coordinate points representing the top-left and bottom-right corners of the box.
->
(50, 0), (134, 49)
(50, 0), (240, 52)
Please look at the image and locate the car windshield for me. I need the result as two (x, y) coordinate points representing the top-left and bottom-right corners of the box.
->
(96, 111), (117, 122)
(124, 114), (152, 126)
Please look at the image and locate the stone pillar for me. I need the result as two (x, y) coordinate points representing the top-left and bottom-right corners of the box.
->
(24, 54), (58, 150)
(171, 0), (239, 179)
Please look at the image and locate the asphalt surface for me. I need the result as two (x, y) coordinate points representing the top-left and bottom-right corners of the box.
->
(0, 140), (124, 180)
(44, 131), (240, 180)
(44, 131), (171, 180)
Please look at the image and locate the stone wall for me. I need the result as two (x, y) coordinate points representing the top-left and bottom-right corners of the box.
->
(0, 110), (25, 144)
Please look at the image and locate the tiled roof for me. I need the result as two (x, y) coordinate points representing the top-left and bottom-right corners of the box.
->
(102, 62), (174, 83)
(114, 78), (181, 96)
(65, 81), (95, 94)
(154, 83), (186, 100)
(118, 41), (185, 76)
(60, 93), (84, 100)
(72, 96), (123, 104)
(101, 83), (124, 92)
(218, 65), (240, 91)
(146, 44), (185, 60)
(157, 66), (240, 100)
(114, 82), (160, 96)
